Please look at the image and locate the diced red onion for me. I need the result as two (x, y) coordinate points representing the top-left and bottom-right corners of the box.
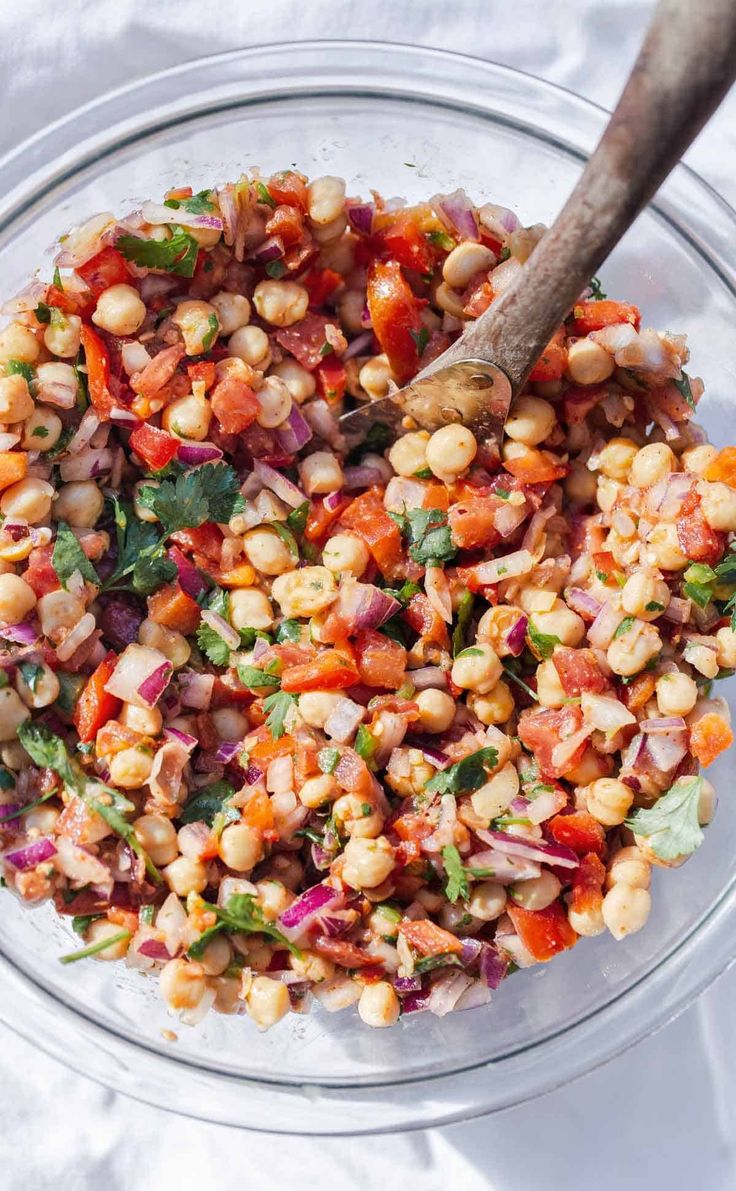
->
(343, 330), (374, 361)
(167, 546), (208, 600)
(140, 200), (223, 232)
(324, 697), (366, 744)
(4, 837), (57, 870)
(383, 475), (426, 513)
(428, 971), (474, 1017)
(588, 601), (625, 649)
(275, 404), (313, 454)
(504, 615), (528, 657)
(177, 442), (224, 466)
(392, 974), (422, 993)
(567, 588), (604, 621)
(646, 731), (688, 772)
(178, 669), (214, 710)
(253, 235), (285, 264)
(302, 399), (345, 451)
(425, 566), (453, 624)
(477, 829), (580, 870)
(436, 189), (479, 241)
(640, 717), (686, 734)
(342, 465), (387, 490)
(99, 601), (143, 651)
(164, 727), (198, 752)
(137, 938), (171, 961)
(214, 739), (242, 765)
(60, 447), (113, 482)
(402, 988), (431, 1014)
(406, 666), (447, 691)
(245, 763), (264, 786)
(479, 943), (509, 989)
(455, 980), (493, 1012)
(66, 408), (101, 456)
(252, 459), (306, 509)
(663, 597), (691, 624)
(526, 789), (566, 825)
(109, 406), (142, 428)
(56, 613), (97, 663)
(346, 202), (374, 235)
(278, 882), (344, 943)
(459, 936), (483, 966)
(581, 692), (636, 734)
(621, 732), (647, 769)
(0, 433), (20, 452)
(137, 661), (173, 707)
(0, 620), (39, 645)
(200, 609), (239, 652)
(494, 500), (529, 539)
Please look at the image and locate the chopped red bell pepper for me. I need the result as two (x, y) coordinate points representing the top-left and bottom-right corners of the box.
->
(129, 423), (180, 472)
(73, 651), (122, 744)
(507, 901), (578, 962)
(280, 650), (359, 693)
(366, 259), (426, 385)
(79, 324), (116, 417)
(76, 247), (131, 298)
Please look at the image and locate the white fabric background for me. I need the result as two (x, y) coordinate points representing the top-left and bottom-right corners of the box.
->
(1, 2), (735, 1187)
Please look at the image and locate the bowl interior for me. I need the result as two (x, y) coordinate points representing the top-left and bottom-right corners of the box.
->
(1, 43), (736, 1130)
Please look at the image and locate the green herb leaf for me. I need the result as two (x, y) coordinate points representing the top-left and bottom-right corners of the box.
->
(318, 747), (340, 774)
(527, 619), (561, 660)
(425, 746), (498, 796)
(138, 462), (245, 534)
(164, 190), (215, 215)
(674, 370), (696, 411)
(117, 225), (200, 277)
(414, 952), (461, 975)
(613, 615), (636, 640)
(59, 929), (131, 965)
(255, 180), (277, 208)
(18, 661), (44, 694)
(409, 326), (429, 356)
(715, 550), (736, 586)
(427, 230), (456, 251)
(382, 581), (422, 608)
(354, 724), (377, 766)
(269, 520), (299, 560)
(72, 913), (103, 935)
(442, 843), (469, 903)
(263, 689), (298, 740)
(6, 358), (34, 382)
(501, 663), (539, 702)
(52, 521), (100, 590)
(237, 664), (281, 690)
(390, 507), (455, 566)
(34, 301), (51, 324)
(645, 601), (665, 613)
(188, 893), (300, 960)
(201, 312), (219, 353)
(265, 260), (287, 279)
(452, 589), (475, 657)
(276, 619), (304, 644)
(626, 776), (704, 861)
(286, 501), (310, 536)
(180, 780), (238, 827)
(588, 276), (607, 300)
(196, 622), (231, 667)
(683, 562), (717, 609)
(498, 246), (511, 263)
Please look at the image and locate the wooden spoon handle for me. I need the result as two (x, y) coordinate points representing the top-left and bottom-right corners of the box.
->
(456, 0), (736, 392)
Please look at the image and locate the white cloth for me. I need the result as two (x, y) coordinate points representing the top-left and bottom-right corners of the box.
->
(1, 2), (736, 1187)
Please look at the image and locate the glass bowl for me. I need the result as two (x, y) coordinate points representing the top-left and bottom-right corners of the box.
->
(1, 41), (735, 1136)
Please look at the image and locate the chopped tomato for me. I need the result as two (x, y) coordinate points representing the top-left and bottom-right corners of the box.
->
(165, 186), (193, 201)
(398, 918), (463, 957)
(73, 652), (122, 744)
(211, 375), (260, 434)
(76, 247), (130, 298)
(131, 344), (185, 399)
(95, 720), (150, 758)
(547, 810), (606, 857)
(572, 300), (640, 335)
(0, 451), (28, 493)
(507, 901), (578, 962)
(563, 383), (608, 424)
(621, 672), (657, 712)
(129, 423), (179, 472)
(266, 171), (309, 212)
(294, 737), (319, 785)
(704, 447), (736, 488)
(314, 937), (376, 968)
(518, 705), (587, 780)
(448, 495), (503, 551)
(305, 495), (353, 543)
(170, 523), (223, 563)
(46, 284), (92, 318)
(333, 746), (374, 797)
(552, 647), (608, 697)
(391, 813), (434, 843)
(147, 582), (201, 636)
(242, 787), (276, 834)
(677, 488), (726, 566)
(503, 447), (568, 484)
(302, 266), (343, 307)
(690, 713), (734, 768)
(315, 356), (347, 404)
(275, 313), (334, 370)
(187, 360), (217, 392)
(403, 592), (450, 649)
(280, 650), (359, 693)
(79, 324), (116, 417)
(463, 278), (494, 319)
(591, 550), (619, 585)
(528, 328), (568, 382)
(366, 259), (426, 385)
(373, 213), (435, 274)
(265, 204), (304, 247)
(569, 852), (606, 919)
(250, 733), (296, 765)
(23, 544), (60, 596)
(339, 488), (404, 578)
(421, 482), (449, 512)
(354, 629), (407, 689)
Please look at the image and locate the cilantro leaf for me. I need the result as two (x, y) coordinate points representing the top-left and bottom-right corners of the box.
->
(452, 589), (475, 656)
(180, 780), (238, 827)
(138, 462), (244, 533)
(269, 520), (299, 560)
(674, 370), (696, 412)
(613, 615), (636, 640)
(34, 302), (51, 324)
(381, 581), (421, 607)
(276, 619), (304, 644)
(266, 260), (287, 279)
(442, 843), (469, 903)
(390, 508), (455, 566)
(683, 563), (717, 609)
(346, 422), (392, 463)
(72, 913), (104, 935)
(263, 689), (298, 740)
(425, 746), (498, 796)
(715, 550), (736, 587)
(254, 181), (277, 208)
(164, 190), (215, 215)
(626, 776), (705, 861)
(201, 312), (219, 352)
(409, 326), (429, 355)
(6, 358), (34, 382)
(354, 724), (377, 766)
(188, 893), (300, 959)
(131, 552), (177, 597)
(117, 225), (200, 277)
(427, 230), (456, 251)
(588, 275), (607, 300)
(527, 619), (560, 660)
(286, 501), (310, 536)
(196, 622), (231, 667)
(18, 661), (44, 694)
(51, 521), (100, 590)
(237, 664), (280, 690)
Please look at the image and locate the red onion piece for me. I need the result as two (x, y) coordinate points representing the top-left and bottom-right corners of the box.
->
(324, 697), (366, 744)
(402, 988), (431, 1014)
(109, 407), (142, 428)
(253, 235), (285, 263)
(245, 763), (264, 786)
(66, 408), (100, 455)
(140, 201), (223, 232)
(301, 399), (345, 451)
(392, 975), (422, 993)
(343, 330), (374, 360)
(252, 459), (306, 509)
(428, 970), (474, 1017)
(137, 938), (171, 961)
(167, 546), (208, 600)
(465, 549), (535, 586)
(477, 829), (580, 870)
(342, 465), (387, 490)
(277, 883), (344, 943)
(494, 500), (529, 538)
(405, 736), (451, 770)
(436, 189), (479, 241)
(459, 936), (483, 966)
(275, 404), (313, 454)
(0, 621), (40, 645)
(588, 601), (625, 649)
(663, 597), (691, 624)
(346, 202), (374, 235)
(200, 609), (239, 652)
(99, 601), (143, 651)
(406, 666), (447, 691)
(59, 447), (113, 482)
(566, 588), (604, 620)
(4, 837), (57, 870)
(215, 740), (242, 765)
(479, 943), (509, 989)
(645, 731), (688, 772)
(640, 717), (687, 734)
(504, 615), (528, 657)
(177, 442), (224, 466)
(177, 669), (214, 710)
(164, 727), (198, 752)
(137, 661), (173, 708)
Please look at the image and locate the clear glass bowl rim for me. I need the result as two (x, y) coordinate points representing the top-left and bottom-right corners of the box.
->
(1, 39), (736, 1134)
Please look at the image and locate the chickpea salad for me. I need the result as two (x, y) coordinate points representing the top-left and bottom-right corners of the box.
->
(0, 170), (733, 1033)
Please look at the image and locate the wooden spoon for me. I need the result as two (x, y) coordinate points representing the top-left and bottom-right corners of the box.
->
(340, 0), (736, 446)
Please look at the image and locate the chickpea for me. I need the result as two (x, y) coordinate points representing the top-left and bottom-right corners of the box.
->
(467, 680), (514, 725)
(467, 880), (507, 922)
(0, 322), (40, 364)
(333, 792), (384, 840)
(307, 175), (346, 225)
(219, 822), (264, 872)
(565, 463), (598, 505)
(716, 626), (736, 670)
(298, 773), (338, 809)
(336, 289), (366, 334)
(387, 431), (429, 478)
(91, 284), (145, 337)
(210, 291), (251, 335)
(0, 574), (36, 627)
(470, 762), (519, 822)
(357, 981), (400, 1029)
(199, 933), (232, 977)
(256, 879), (294, 920)
(133, 814), (178, 866)
(567, 901), (606, 939)
(441, 242), (495, 289)
(84, 919), (131, 961)
(109, 747), (154, 789)
(476, 605), (523, 656)
(256, 376), (292, 429)
(37, 590), (84, 642)
(289, 950), (335, 983)
(655, 671), (698, 717)
(270, 358), (316, 404)
(596, 437), (639, 482)
(685, 643), (718, 679)
(0, 374), (35, 423)
(0, 478), (52, 525)
(0, 687), (30, 741)
(271, 566), (337, 618)
(645, 522), (688, 571)
(698, 480), (736, 532)
(510, 871), (561, 912)
(566, 337), (615, 385)
(298, 691), (343, 729)
(160, 958), (207, 1012)
(170, 299), (220, 355)
(133, 479), (160, 523)
(53, 479), (105, 528)
(451, 642), (502, 694)
(164, 856), (208, 897)
(139, 619), (190, 668)
(246, 975), (291, 1029)
(607, 621), (661, 678)
(681, 444), (717, 475)
(312, 213), (347, 244)
(43, 311), (81, 358)
(358, 354), (393, 400)
(211, 706), (248, 741)
(342, 835), (396, 890)
(602, 884), (651, 940)
(504, 395), (556, 447)
(252, 280), (309, 328)
(321, 533), (369, 579)
(15, 662), (59, 709)
(426, 424), (477, 481)
(229, 587), (274, 631)
(630, 442), (676, 488)
(621, 571), (670, 621)
(299, 451), (344, 496)
(415, 687), (456, 734)
(242, 527), (294, 576)
(120, 702), (163, 735)
(535, 658), (567, 708)
(596, 475), (622, 515)
(434, 282), (466, 319)
(531, 603), (585, 648)
(162, 393), (212, 441)
(24, 804), (60, 834)
(586, 777), (634, 826)
(228, 326), (272, 369)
